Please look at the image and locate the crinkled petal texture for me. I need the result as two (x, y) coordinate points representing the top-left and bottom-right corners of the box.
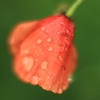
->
(9, 14), (77, 94)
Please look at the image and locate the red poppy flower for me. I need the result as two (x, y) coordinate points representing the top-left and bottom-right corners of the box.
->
(8, 14), (77, 94)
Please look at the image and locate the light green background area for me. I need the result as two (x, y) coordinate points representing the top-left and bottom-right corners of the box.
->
(0, 0), (100, 100)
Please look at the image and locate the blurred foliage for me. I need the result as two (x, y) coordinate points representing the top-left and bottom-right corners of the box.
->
(0, 0), (100, 100)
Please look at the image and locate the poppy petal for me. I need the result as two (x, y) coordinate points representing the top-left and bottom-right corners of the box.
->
(8, 21), (38, 54)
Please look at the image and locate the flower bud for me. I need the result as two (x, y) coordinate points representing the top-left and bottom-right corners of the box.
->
(8, 14), (77, 94)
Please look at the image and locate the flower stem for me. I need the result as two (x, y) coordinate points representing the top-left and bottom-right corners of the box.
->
(66, 0), (83, 17)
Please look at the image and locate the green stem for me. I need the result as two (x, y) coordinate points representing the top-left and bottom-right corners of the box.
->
(66, 0), (83, 17)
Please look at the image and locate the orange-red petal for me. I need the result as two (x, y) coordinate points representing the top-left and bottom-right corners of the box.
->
(8, 21), (38, 54)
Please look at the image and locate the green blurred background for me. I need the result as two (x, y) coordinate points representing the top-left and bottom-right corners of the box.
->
(0, 0), (100, 100)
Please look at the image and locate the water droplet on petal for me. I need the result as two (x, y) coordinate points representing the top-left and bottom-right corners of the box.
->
(35, 51), (38, 54)
(36, 59), (38, 61)
(40, 49), (42, 51)
(37, 53), (40, 56)
(53, 73), (56, 76)
(64, 47), (67, 51)
(41, 61), (48, 69)
(62, 84), (67, 90)
(47, 76), (50, 79)
(61, 66), (66, 71)
(23, 57), (34, 71)
(21, 49), (29, 55)
(41, 27), (46, 31)
(47, 38), (51, 42)
(58, 88), (63, 94)
(58, 56), (63, 61)
(37, 39), (42, 44)
(55, 41), (57, 43)
(33, 46), (36, 48)
(68, 76), (73, 83)
(43, 85), (51, 90)
(25, 50), (29, 53)
(46, 30), (49, 33)
(31, 76), (39, 84)
(48, 47), (53, 51)
(57, 81), (60, 84)
(67, 29), (70, 34)
(52, 89), (57, 93)
(60, 22), (64, 25)
(57, 32), (60, 35)
(52, 23), (54, 25)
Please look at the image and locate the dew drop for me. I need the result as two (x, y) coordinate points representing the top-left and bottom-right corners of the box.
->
(41, 27), (46, 31)
(65, 40), (70, 46)
(48, 47), (53, 51)
(68, 77), (73, 83)
(33, 46), (36, 48)
(46, 30), (49, 33)
(67, 29), (70, 34)
(71, 33), (74, 37)
(59, 56), (63, 61)
(64, 47), (67, 51)
(41, 61), (48, 69)
(53, 73), (56, 76)
(35, 51), (38, 54)
(57, 32), (60, 35)
(62, 84), (67, 90)
(23, 57), (34, 71)
(36, 59), (38, 61)
(37, 53), (40, 56)
(47, 76), (50, 79)
(25, 50), (29, 53)
(37, 39), (42, 44)
(52, 23), (54, 25)
(52, 89), (57, 93)
(21, 49), (29, 55)
(40, 49), (42, 51)
(48, 86), (51, 89)
(61, 66), (66, 71)
(47, 37), (51, 42)
(31, 76), (39, 84)
(57, 81), (60, 84)
(43, 85), (51, 90)
(58, 88), (63, 94)
(55, 41), (57, 43)
(60, 22), (64, 25)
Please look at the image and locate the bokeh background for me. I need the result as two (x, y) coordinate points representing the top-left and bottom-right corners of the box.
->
(0, 0), (100, 100)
